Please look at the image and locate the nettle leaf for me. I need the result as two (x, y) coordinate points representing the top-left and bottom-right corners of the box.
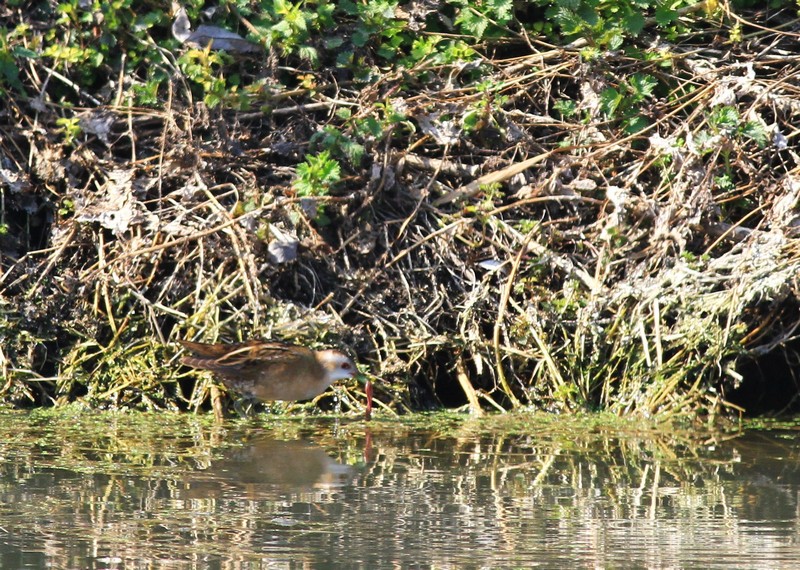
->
(342, 140), (365, 163)
(272, 20), (293, 39)
(624, 115), (649, 134)
(357, 116), (383, 138)
(550, 7), (584, 35)
(294, 150), (342, 197)
(453, 0), (512, 37)
(325, 36), (344, 49)
(455, 9), (489, 38)
(377, 45), (396, 59)
(576, 4), (600, 28)
(297, 45), (318, 64)
(741, 121), (768, 148)
(600, 87), (623, 117)
(709, 106), (740, 131)
(352, 27), (370, 47)
(624, 12), (646, 35)
(655, 4), (678, 25)
(693, 130), (717, 155)
(554, 99), (578, 118)
(606, 30), (624, 50)
(317, 2), (335, 25)
(629, 73), (657, 101)
(488, 0), (514, 22)
(317, 159), (340, 184)
(410, 36), (441, 61)
(339, 0), (358, 16)
(462, 108), (482, 131)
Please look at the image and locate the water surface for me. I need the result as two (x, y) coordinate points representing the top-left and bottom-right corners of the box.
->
(0, 410), (798, 569)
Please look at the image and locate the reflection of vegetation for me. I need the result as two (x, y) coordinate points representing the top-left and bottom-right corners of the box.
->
(11, 408), (224, 473)
(0, 410), (796, 567)
(2, 0), (799, 419)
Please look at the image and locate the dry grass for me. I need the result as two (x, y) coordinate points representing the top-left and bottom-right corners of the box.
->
(1, 5), (800, 416)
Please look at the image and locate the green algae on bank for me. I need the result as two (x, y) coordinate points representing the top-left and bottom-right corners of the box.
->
(0, 406), (735, 474)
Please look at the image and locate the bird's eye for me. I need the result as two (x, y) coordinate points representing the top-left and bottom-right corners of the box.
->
(341, 362), (352, 370)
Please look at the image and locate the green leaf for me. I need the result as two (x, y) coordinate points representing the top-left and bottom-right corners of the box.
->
(455, 10), (488, 38)
(607, 31), (624, 50)
(629, 73), (657, 102)
(352, 27), (370, 47)
(741, 121), (768, 148)
(298, 45), (318, 64)
(623, 115), (649, 134)
(655, 5), (678, 25)
(624, 12), (646, 35)
(462, 109), (482, 131)
(357, 116), (383, 138)
(0, 51), (22, 91)
(554, 99), (577, 118)
(294, 150), (342, 197)
(342, 140), (365, 164)
(325, 36), (344, 49)
(487, 0), (514, 22)
(709, 106), (739, 132)
(599, 87), (623, 117)
(12, 46), (38, 59)
(552, 7), (584, 35)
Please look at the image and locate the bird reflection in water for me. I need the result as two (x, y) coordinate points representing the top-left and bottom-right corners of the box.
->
(183, 436), (357, 502)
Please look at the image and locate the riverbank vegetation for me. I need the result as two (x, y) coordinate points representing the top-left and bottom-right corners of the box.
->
(2, 0), (799, 417)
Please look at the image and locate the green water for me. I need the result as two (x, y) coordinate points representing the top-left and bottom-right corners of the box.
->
(0, 409), (799, 569)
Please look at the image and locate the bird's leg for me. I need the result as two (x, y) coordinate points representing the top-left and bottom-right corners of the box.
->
(365, 380), (373, 421)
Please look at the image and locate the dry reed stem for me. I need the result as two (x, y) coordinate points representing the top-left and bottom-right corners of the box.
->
(456, 354), (484, 416)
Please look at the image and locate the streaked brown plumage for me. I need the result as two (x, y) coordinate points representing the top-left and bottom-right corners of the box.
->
(178, 340), (356, 401)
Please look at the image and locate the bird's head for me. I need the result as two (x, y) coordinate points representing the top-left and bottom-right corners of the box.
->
(317, 350), (357, 383)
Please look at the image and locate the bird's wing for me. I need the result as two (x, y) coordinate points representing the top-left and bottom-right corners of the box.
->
(179, 340), (312, 372)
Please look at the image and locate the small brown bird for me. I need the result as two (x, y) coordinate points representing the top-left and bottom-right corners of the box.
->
(178, 339), (357, 401)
